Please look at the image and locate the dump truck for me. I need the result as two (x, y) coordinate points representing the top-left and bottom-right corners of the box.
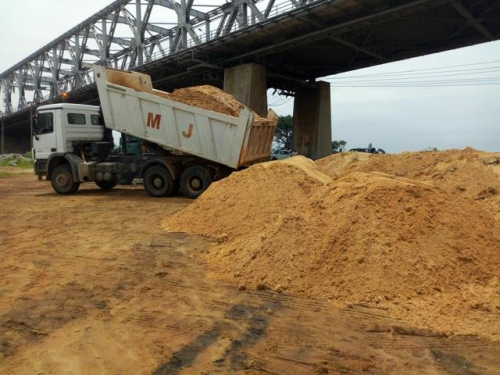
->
(32, 65), (278, 198)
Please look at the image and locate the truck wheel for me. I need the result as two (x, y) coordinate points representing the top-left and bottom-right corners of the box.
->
(180, 165), (213, 199)
(95, 180), (117, 190)
(143, 166), (174, 197)
(51, 164), (80, 194)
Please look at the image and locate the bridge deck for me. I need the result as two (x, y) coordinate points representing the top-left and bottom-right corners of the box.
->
(1, 0), (499, 144)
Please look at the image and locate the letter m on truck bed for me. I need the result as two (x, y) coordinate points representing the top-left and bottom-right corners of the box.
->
(147, 112), (161, 129)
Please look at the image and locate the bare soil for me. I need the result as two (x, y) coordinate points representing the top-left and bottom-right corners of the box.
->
(1, 161), (500, 374)
(165, 150), (500, 341)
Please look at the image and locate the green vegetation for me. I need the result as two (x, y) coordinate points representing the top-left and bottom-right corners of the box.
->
(332, 140), (347, 153)
(274, 115), (293, 151)
(0, 152), (34, 169)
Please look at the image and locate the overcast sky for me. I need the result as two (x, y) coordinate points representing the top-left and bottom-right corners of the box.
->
(1, 0), (499, 154)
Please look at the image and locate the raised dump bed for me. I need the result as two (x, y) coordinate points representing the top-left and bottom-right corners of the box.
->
(94, 65), (277, 169)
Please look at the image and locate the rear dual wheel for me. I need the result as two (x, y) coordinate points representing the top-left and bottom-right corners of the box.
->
(179, 165), (213, 199)
(143, 166), (176, 197)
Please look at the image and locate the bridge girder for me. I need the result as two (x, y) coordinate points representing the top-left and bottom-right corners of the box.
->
(1, 0), (285, 115)
(0, 0), (499, 117)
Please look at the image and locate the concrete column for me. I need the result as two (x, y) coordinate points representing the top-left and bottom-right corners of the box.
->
(292, 81), (332, 160)
(223, 63), (267, 117)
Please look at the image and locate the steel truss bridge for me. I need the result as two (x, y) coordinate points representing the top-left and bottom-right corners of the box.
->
(1, 0), (499, 150)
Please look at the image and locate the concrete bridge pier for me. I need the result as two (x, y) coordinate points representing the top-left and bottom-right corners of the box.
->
(223, 63), (332, 161)
(292, 81), (332, 160)
(223, 63), (268, 118)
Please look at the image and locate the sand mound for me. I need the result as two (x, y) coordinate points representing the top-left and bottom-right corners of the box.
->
(164, 156), (329, 241)
(108, 68), (246, 117)
(317, 148), (500, 220)
(154, 85), (267, 119)
(167, 85), (244, 117)
(164, 151), (500, 339)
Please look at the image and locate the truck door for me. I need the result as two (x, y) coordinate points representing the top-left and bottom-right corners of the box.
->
(33, 111), (57, 160)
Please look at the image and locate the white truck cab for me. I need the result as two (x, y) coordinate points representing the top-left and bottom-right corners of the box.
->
(33, 103), (118, 194)
(33, 103), (105, 161)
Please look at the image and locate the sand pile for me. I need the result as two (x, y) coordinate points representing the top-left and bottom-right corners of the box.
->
(107, 68), (245, 117)
(164, 151), (500, 339)
(167, 85), (244, 117)
(165, 157), (329, 241)
(317, 148), (500, 220)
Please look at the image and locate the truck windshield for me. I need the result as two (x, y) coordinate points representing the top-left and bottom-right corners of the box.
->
(35, 112), (54, 134)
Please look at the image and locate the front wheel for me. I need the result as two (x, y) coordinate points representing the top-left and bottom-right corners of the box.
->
(95, 180), (117, 190)
(179, 165), (213, 199)
(51, 164), (80, 194)
(143, 166), (175, 197)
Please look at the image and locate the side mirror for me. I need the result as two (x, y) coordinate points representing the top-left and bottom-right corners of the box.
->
(32, 113), (39, 140)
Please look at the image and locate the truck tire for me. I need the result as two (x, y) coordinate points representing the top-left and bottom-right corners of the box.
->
(95, 180), (117, 190)
(179, 165), (213, 199)
(51, 164), (80, 194)
(143, 165), (175, 197)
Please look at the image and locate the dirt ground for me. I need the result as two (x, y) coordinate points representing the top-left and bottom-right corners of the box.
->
(1, 166), (500, 375)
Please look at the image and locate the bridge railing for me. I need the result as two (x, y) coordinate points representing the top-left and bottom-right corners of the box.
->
(0, 0), (326, 118)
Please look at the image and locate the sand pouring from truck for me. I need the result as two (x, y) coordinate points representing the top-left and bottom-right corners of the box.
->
(32, 65), (277, 198)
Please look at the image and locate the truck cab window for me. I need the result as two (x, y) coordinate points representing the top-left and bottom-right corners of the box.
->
(67, 113), (86, 125)
(91, 114), (103, 125)
(36, 113), (54, 134)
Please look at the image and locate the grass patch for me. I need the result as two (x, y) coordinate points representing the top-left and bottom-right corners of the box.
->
(0, 152), (34, 168)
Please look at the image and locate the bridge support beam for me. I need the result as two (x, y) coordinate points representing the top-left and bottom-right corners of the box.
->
(293, 81), (332, 160)
(223, 63), (267, 117)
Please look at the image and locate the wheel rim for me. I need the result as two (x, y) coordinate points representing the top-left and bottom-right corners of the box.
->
(153, 176), (164, 189)
(190, 177), (202, 190)
(56, 173), (70, 188)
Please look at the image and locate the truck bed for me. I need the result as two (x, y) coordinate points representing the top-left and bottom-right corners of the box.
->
(94, 65), (277, 169)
